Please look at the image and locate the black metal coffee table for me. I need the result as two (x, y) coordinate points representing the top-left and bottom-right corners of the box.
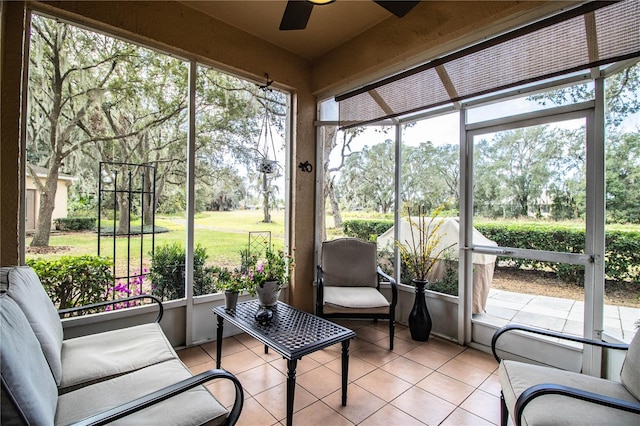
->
(213, 300), (355, 426)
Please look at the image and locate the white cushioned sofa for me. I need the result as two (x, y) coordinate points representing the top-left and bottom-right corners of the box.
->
(0, 266), (243, 425)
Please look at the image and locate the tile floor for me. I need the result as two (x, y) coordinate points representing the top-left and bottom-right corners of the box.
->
(177, 320), (503, 426)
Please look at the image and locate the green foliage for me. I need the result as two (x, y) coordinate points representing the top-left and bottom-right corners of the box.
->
(429, 259), (459, 296)
(54, 217), (96, 231)
(343, 219), (394, 241)
(26, 255), (113, 309)
(476, 223), (640, 285)
(147, 243), (215, 300)
(210, 265), (244, 293)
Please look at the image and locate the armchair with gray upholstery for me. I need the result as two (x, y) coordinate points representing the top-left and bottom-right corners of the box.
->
(316, 238), (397, 350)
(492, 324), (640, 426)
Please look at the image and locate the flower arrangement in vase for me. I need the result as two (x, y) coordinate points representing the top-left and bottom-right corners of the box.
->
(396, 204), (454, 341)
(245, 247), (294, 324)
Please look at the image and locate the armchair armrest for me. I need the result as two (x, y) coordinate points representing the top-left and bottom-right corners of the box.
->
(70, 368), (244, 426)
(58, 294), (164, 323)
(514, 383), (640, 426)
(376, 266), (398, 307)
(492, 324), (629, 363)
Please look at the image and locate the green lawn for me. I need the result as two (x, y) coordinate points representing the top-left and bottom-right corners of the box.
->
(26, 210), (286, 271)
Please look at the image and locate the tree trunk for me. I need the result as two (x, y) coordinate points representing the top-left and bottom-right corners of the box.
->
(327, 180), (342, 229)
(30, 165), (61, 247)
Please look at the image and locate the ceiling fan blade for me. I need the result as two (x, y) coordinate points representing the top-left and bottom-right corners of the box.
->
(374, 1), (420, 18)
(279, 0), (314, 31)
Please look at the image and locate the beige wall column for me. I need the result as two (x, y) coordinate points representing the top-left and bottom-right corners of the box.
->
(0, 1), (27, 266)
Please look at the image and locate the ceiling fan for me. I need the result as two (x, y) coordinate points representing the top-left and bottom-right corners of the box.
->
(279, 0), (421, 31)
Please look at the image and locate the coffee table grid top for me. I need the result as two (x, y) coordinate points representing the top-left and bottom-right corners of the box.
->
(213, 300), (355, 359)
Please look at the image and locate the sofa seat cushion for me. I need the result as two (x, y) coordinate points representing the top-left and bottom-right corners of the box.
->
(59, 322), (178, 393)
(3, 266), (65, 385)
(55, 359), (229, 426)
(500, 360), (640, 425)
(323, 286), (390, 315)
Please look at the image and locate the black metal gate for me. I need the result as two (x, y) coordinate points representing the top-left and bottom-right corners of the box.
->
(98, 162), (156, 299)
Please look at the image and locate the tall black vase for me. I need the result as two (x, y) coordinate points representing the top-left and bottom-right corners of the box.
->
(409, 279), (432, 341)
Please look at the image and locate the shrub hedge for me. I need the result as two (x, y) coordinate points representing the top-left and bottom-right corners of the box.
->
(53, 217), (96, 231)
(344, 219), (640, 285)
(26, 255), (113, 309)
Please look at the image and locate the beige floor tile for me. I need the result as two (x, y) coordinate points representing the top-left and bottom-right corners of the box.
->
(219, 348), (267, 375)
(215, 336), (251, 358)
(177, 346), (213, 368)
(292, 401), (354, 426)
(205, 376), (248, 408)
(440, 407), (496, 426)
(354, 369), (412, 402)
(250, 344), (284, 362)
(351, 343), (399, 367)
(416, 371), (475, 405)
(394, 326), (414, 341)
(386, 335), (421, 355)
(253, 382), (317, 422)
(323, 383), (386, 424)
(236, 363), (286, 396)
(306, 346), (342, 365)
(455, 348), (500, 373)
(423, 337), (466, 358)
(198, 340), (220, 361)
(403, 345), (452, 369)
(379, 356), (433, 384)
(459, 389), (501, 424)
(270, 355), (322, 376)
(359, 404), (424, 426)
(356, 326), (390, 345)
(391, 386), (456, 425)
(187, 359), (218, 375)
(438, 358), (492, 387)
(297, 365), (343, 399)
(478, 373), (502, 398)
(325, 353), (377, 381)
(234, 332), (264, 349)
(236, 397), (278, 426)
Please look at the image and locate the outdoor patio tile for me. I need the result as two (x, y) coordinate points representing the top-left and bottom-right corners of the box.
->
(520, 304), (570, 320)
(253, 382), (317, 421)
(235, 397), (278, 426)
(416, 371), (474, 405)
(473, 312), (510, 328)
(323, 383), (386, 425)
(236, 362), (286, 396)
(459, 389), (501, 424)
(527, 295), (576, 311)
(562, 319), (583, 336)
(511, 310), (567, 331)
(437, 359), (492, 388)
(490, 290), (535, 305)
(482, 304), (518, 320)
(292, 401), (354, 426)
(354, 369), (412, 402)
(358, 404), (424, 426)
(297, 365), (343, 399)
(440, 407), (495, 426)
(454, 348), (499, 373)
(403, 345), (452, 370)
(604, 304), (621, 319)
(391, 386), (456, 425)
(485, 297), (531, 311)
(379, 355), (434, 384)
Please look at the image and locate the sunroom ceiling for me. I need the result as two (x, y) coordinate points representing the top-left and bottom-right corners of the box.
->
(336, 1), (640, 129)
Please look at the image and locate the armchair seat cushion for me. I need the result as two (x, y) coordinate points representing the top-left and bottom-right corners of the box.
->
(499, 360), (640, 425)
(323, 286), (390, 313)
(56, 359), (228, 426)
(60, 322), (178, 393)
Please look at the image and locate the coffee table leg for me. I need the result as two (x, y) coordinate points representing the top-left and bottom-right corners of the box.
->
(216, 315), (224, 369)
(341, 339), (350, 406)
(286, 358), (298, 426)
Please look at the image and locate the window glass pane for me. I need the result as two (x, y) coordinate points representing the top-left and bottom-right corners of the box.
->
(194, 66), (288, 295)
(26, 14), (188, 307)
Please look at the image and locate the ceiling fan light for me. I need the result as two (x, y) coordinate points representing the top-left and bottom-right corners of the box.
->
(307, 0), (336, 5)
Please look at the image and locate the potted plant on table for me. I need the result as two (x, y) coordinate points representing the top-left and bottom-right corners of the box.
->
(212, 266), (245, 312)
(245, 247), (294, 324)
(397, 205), (454, 341)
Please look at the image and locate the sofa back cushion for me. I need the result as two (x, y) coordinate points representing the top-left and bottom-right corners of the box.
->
(1, 295), (58, 424)
(621, 329), (640, 400)
(3, 266), (64, 385)
(321, 238), (378, 288)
